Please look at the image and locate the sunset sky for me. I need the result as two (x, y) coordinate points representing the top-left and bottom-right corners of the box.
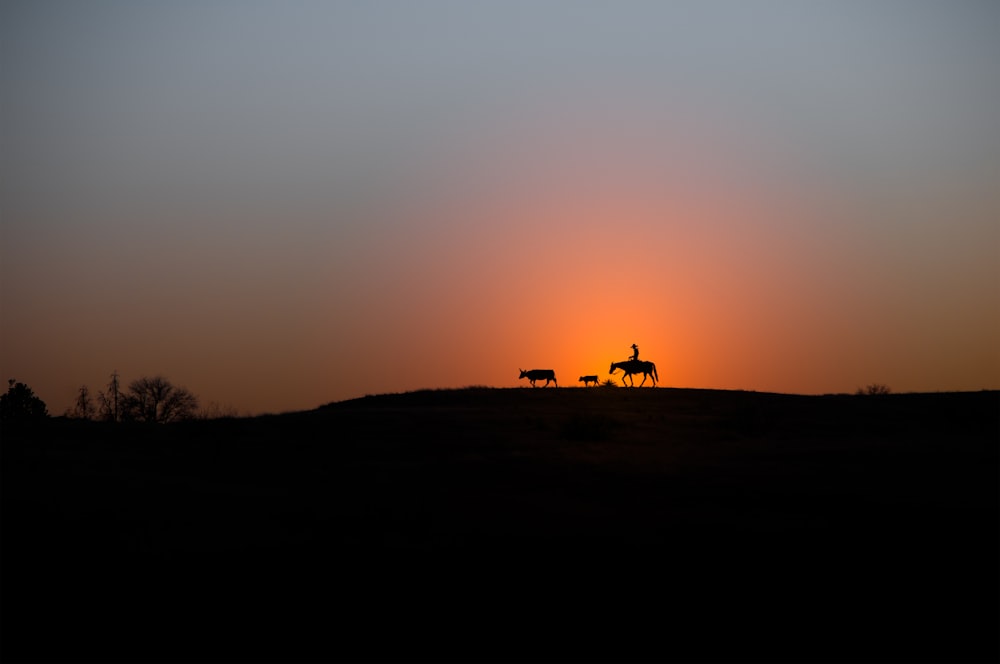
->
(2, 1), (998, 415)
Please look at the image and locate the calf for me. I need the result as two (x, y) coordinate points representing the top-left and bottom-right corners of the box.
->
(519, 368), (557, 387)
(579, 375), (599, 387)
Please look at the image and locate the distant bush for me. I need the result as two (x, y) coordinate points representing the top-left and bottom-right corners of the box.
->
(197, 401), (242, 420)
(600, 379), (618, 388)
(856, 383), (892, 396)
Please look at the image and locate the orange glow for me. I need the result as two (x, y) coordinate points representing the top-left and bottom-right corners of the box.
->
(3, 35), (998, 414)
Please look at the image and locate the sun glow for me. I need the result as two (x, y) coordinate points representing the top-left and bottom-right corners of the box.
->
(4, 1), (998, 414)
(328, 102), (837, 396)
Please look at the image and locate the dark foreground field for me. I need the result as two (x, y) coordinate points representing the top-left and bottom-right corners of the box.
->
(2, 388), (997, 663)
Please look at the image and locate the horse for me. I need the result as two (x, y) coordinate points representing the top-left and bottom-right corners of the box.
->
(609, 359), (658, 387)
(519, 368), (557, 387)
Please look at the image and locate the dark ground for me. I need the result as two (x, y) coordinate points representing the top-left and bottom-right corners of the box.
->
(2, 387), (997, 663)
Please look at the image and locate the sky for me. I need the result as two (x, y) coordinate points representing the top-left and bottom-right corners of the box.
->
(2, 0), (998, 415)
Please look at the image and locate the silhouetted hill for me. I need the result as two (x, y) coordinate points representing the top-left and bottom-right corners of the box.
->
(2, 388), (997, 662)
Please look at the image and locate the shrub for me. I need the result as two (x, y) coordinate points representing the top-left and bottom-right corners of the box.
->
(856, 383), (892, 396)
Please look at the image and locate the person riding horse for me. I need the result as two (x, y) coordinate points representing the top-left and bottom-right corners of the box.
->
(630, 344), (640, 361)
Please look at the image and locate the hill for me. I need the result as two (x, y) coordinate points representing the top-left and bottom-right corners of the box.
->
(2, 387), (997, 662)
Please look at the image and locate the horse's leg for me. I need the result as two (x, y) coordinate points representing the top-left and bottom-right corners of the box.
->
(639, 373), (647, 387)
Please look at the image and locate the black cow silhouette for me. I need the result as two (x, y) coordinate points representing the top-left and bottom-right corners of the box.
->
(609, 360), (658, 387)
(579, 375), (599, 386)
(519, 368), (557, 387)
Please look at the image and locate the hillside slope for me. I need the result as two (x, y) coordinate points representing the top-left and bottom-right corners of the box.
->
(3, 388), (997, 662)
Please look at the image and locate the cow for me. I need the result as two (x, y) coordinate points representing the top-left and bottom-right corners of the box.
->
(519, 368), (557, 387)
(579, 375), (599, 386)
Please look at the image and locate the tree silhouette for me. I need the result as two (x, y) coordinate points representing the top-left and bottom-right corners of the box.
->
(97, 370), (122, 422)
(67, 385), (96, 419)
(856, 383), (892, 396)
(120, 375), (198, 423)
(0, 379), (49, 422)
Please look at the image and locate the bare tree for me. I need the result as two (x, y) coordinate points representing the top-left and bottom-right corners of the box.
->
(121, 376), (198, 423)
(97, 370), (122, 422)
(67, 385), (95, 419)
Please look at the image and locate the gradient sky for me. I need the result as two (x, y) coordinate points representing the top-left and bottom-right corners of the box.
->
(2, 0), (998, 415)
